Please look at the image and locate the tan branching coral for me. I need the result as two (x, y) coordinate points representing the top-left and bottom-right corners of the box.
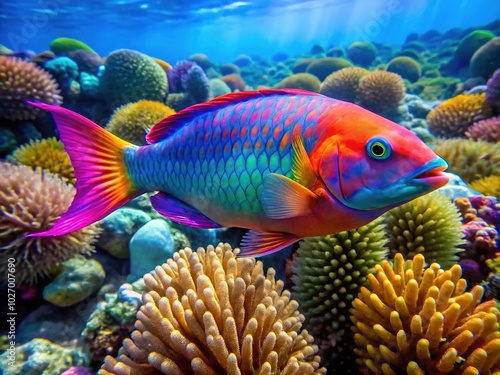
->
(99, 243), (325, 375)
(351, 253), (500, 374)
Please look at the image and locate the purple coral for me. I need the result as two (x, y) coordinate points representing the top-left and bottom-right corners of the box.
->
(60, 367), (93, 375)
(68, 50), (103, 75)
(486, 68), (500, 108)
(469, 195), (500, 230)
(466, 116), (500, 142)
(167, 60), (197, 93)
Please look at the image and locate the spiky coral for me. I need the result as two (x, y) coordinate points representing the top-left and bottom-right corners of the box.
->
(432, 138), (500, 183)
(357, 70), (406, 115)
(383, 192), (465, 269)
(319, 67), (369, 102)
(466, 116), (500, 142)
(351, 253), (500, 374)
(0, 56), (62, 120)
(0, 162), (100, 284)
(105, 100), (176, 146)
(427, 93), (491, 138)
(8, 137), (75, 184)
(291, 217), (388, 372)
(469, 176), (500, 199)
(99, 243), (325, 375)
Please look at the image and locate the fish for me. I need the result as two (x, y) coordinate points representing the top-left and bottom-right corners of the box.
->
(27, 89), (449, 257)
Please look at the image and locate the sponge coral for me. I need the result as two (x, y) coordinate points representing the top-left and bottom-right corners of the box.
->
(319, 66), (369, 102)
(466, 116), (500, 143)
(432, 138), (500, 183)
(273, 73), (321, 92)
(383, 192), (465, 269)
(105, 100), (176, 146)
(357, 70), (406, 115)
(0, 56), (62, 121)
(99, 49), (168, 108)
(50, 37), (97, 56)
(386, 56), (421, 83)
(306, 58), (353, 81)
(0, 162), (100, 285)
(8, 137), (75, 184)
(351, 253), (500, 374)
(99, 243), (325, 375)
(291, 217), (387, 371)
(427, 93), (491, 138)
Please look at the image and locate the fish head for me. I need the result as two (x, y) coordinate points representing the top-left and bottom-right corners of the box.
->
(317, 104), (449, 211)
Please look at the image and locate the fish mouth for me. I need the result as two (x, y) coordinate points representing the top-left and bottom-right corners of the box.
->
(406, 157), (449, 189)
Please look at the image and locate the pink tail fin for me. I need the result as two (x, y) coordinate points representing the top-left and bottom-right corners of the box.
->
(27, 102), (141, 237)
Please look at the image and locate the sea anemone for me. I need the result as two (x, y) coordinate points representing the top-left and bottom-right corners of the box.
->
(466, 116), (500, 142)
(319, 66), (369, 102)
(383, 192), (465, 269)
(351, 253), (500, 374)
(427, 93), (491, 138)
(273, 73), (321, 92)
(305, 58), (353, 81)
(0, 162), (101, 285)
(99, 243), (325, 375)
(105, 100), (176, 146)
(386, 56), (421, 83)
(469, 176), (500, 199)
(432, 138), (500, 183)
(8, 137), (75, 184)
(357, 70), (406, 115)
(291, 217), (388, 372)
(0, 56), (62, 121)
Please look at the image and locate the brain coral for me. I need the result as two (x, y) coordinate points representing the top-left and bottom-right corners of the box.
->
(50, 37), (97, 56)
(470, 37), (500, 79)
(357, 70), (406, 115)
(466, 116), (500, 142)
(386, 56), (421, 83)
(0, 56), (62, 121)
(305, 58), (353, 81)
(351, 253), (500, 374)
(273, 73), (321, 92)
(319, 66), (369, 102)
(346, 41), (377, 67)
(291, 217), (387, 371)
(99, 49), (168, 108)
(8, 137), (75, 184)
(0, 162), (100, 284)
(432, 138), (500, 183)
(427, 93), (491, 138)
(105, 100), (176, 146)
(99, 243), (325, 375)
(383, 192), (465, 269)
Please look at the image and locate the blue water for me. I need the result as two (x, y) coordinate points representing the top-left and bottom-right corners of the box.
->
(1, 0), (499, 63)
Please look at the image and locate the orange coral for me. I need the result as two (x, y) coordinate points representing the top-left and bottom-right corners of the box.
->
(221, 74), (246, 91)
(0, 56), (62, 120)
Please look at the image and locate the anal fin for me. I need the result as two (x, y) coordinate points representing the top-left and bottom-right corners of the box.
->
(239, 230), (301, 257)
(150, 192), (222, 229)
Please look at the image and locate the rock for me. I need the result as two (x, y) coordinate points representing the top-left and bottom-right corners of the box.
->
(0, 338), (87, 375)
(405, 94), (432, 118)
(437, 172), (481, 200)
(43, 257), (105, 307)
(98, 207), (151, 258)
(127, 219), (175, 281)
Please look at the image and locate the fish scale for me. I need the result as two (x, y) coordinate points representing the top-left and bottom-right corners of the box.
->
(125, 94), (333, 215)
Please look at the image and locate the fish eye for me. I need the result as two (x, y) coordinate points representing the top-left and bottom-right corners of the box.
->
(366, 137), (392, 160)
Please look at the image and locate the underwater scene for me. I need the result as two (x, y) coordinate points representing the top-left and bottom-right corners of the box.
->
(1, 0), (500, 374)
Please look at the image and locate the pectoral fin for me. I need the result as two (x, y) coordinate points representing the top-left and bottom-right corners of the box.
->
(292, 136), (317, 188)
(262, 173), (317, 219)
(239, 230), (301, 257)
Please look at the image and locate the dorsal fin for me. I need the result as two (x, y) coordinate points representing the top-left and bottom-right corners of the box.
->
(146, 88), (323, 144)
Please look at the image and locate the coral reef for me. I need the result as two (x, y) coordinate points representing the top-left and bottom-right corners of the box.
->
(386, 56), (421, 83)
(346, 41), (377, 67)
(291, 217), (387, 372)
(0, 56), (62, 120)
(319, 66), (369, 102)
(383, 192), (465, 268)
(305, 58), (353, 81)
(100, 243), (325, 374)
(105, 100), (176, 146)
(98, 49), (168, 109)
(50, 37), (97, 55)
(8, 137), (75, 184)
(44, 56), (79, 86)
(0, 163), (101, 284)
(432, 138), (500, 183)
(470, 37), (500, 79)
(357, 70), (406, 115)
(273, 73), (321, 92)
(466, 116), (500, 142)
(427, 93), (491, 138)
(351, 253), (500, 374)
(166, 60), (212, 110)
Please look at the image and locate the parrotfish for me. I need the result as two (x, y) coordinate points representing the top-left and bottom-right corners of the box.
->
(28, 89), (449, 256)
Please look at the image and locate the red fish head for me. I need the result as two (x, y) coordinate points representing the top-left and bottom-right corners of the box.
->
(317, 103), (449, 211)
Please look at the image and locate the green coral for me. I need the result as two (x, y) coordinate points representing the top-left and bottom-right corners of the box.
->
(383, 191), (465, 268)
(470, 37), (500, 79)
(99, 49), (168, 109)
(346, 41), (377, 66)
(273, 72), (321, 92)
(455, 30), (495, 64)
(407, 76), (461, 101)
(291, 216), (387, 371)
(305, 58), (353, 81)
(50, 37), (97, 56)
(386, 56), (421, 83)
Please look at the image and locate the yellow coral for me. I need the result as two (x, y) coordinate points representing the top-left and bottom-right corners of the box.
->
(357, 70), (406, 115)
(105, 100), (176, 145)
(319, 66), (369, 102)
(427, 93), (491, 138)
(351, 253), (500, 374)
(8, 137), (75, 184)
(99, 243), (325, 375)
(469, 175), (500, 199)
